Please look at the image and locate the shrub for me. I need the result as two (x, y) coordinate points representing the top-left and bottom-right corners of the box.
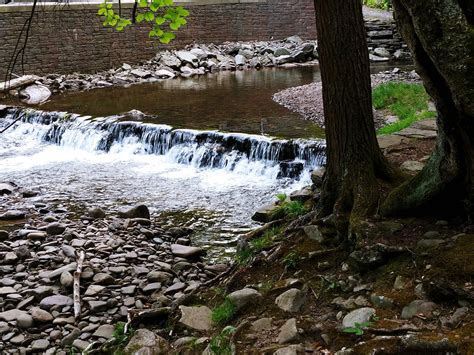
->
(212, 299), (237, 325)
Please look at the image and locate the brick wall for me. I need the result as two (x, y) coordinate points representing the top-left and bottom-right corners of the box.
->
(0, 0), (317, 78)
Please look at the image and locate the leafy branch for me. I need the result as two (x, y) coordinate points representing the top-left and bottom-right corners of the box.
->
(97, 0), (189, 43)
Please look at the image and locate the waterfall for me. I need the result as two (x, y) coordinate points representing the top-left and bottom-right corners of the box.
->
(0, 107), (326, 179)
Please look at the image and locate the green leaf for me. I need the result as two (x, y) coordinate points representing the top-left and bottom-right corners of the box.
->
(98, 8), (107, 15)
(155, 16), (166, 25)
(99, 2), (106, 8)
(107, 9), (114, 16)
(163, 0), (173, 5)
(144, 11), (155, 21)
(136, 13), (145, 22)
(138, 0), (148, 7)
(149, 2), (159, 11)
(159, 31), (176, 44)
(169, 21), (180, 30)
(106, 3), (113, 8)
(175, 6), (189, 17)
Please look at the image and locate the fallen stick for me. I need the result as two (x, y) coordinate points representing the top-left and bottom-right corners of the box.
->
(73, 250), (85, 320)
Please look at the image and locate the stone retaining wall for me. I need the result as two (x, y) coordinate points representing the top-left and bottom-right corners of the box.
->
(0, 1), (407, 79)
(0, 0), (317, 78)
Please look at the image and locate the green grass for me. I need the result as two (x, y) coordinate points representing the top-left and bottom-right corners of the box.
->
(212, 298), (237, 325)
(209, 326), (236, 355)
(363, 0), (389, 10)
(272, 194), (308, 220)
(234, 226), (282, 266)
(374, 82), (436, 135)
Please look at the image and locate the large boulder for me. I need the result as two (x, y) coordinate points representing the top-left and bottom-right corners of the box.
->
(179, 305), (212, 331)
(19, 84), (51, 105)
(227, 288), (262, 310)
(0, 182), (15, 195)
(170, 244), (203, 259)
(175, 51), (199, 67)
(118, 205), (150, 219)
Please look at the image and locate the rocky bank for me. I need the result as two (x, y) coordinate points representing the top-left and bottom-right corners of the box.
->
(0, 182), (228, 353)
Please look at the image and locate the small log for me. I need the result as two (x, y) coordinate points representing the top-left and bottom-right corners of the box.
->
(73, 251), (85, 320)
(0, 75), (40, 92)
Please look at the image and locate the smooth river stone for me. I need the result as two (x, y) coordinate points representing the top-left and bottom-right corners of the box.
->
(170, 244), (202, 258)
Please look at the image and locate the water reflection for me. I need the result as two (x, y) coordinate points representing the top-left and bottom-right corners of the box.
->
(42, 66), (324, 139)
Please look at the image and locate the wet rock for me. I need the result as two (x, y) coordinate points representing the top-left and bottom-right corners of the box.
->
(227, 288), (262, 310)
(0, 230), (8, 241)
(179, 305), (212, 331)
(394, 275), (409, 290)
(118, 204), (150, 219)
(342, 308), (376, 328)
(289, 186), (313, 202)
(40, 295), (74, 310)
(87, 207), (106, 219)
(275, 288), (307, 313)
(19, 84), (52, 105)
(401, 300), (437, 319)
(131, 69), (152, 78)
(0, 210), (26, 220)
(278, 318), (298, 344)
(252, 203), (280, 223)
(45, 222), (67, 235)
(0, 183), (15, 195)
(124, 329), (170, 353)
(170, 244), (202, 259)
(155, 69), (175, 78)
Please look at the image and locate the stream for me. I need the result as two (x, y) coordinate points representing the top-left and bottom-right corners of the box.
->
(0, 66), (328, 260)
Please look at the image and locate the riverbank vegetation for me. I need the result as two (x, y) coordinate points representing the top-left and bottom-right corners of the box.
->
(363, 0), (390, 10)
(374, 82), (436, 135)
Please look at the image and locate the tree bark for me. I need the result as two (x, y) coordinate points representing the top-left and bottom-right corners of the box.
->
(382, 0), (474, 217)
(313, 0), (397, 240)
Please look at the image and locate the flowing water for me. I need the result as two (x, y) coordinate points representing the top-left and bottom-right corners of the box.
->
(0, 66), (326, 259)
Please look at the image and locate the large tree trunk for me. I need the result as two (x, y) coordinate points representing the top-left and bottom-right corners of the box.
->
(382, 0), (474, 218)
(313, 0), (397, 240)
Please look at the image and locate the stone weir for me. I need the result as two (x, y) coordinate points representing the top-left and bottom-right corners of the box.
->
(0, 107), (326, 179)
